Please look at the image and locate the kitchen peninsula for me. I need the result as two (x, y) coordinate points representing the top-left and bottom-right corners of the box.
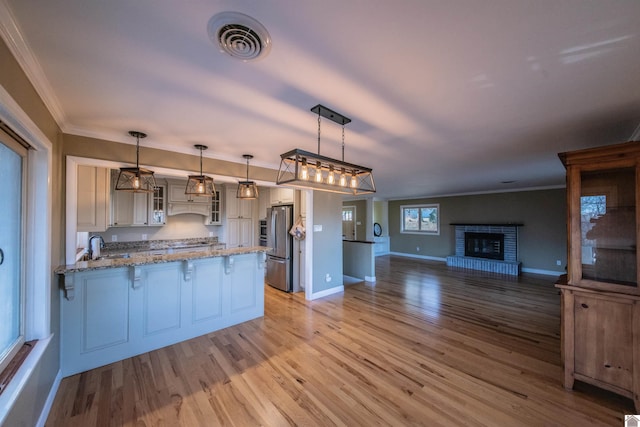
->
(56, 243), (269, 377)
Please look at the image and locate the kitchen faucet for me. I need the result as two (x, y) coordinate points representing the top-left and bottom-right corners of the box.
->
(88, 235), (105, 260)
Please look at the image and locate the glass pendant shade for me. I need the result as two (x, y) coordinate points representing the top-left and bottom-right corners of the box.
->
(116, 131), (156, 193)
(237, 154), (259, 199)
(185, 144), (216, 197)
(276, 104), (375, 195)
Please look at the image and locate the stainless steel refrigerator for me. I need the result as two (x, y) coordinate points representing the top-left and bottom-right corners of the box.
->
(266, 205), (293, 292)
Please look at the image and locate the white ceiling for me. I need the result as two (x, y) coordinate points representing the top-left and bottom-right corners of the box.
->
(3, 0), (640, 199)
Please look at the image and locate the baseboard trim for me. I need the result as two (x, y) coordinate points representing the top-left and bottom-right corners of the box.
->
(521, 267), (564, 277)
(36, 369), (62, 427)
(389, 252), (447, 262)
(310, 285), (344, 300)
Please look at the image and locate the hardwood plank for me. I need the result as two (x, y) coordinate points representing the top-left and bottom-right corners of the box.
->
(46, 256), (634, 426)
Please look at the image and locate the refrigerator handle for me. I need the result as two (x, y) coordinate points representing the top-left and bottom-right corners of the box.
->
(271, 209), (277, 249)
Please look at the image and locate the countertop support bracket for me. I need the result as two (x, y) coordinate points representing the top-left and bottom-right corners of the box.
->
(184, 260), (194, 281)
(63, 274), (75, 301)
(225, 256), (234, 274)
(131, 266), (142, 289)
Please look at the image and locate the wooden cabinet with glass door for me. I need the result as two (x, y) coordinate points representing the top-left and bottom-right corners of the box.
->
(557, 140), (640, 412)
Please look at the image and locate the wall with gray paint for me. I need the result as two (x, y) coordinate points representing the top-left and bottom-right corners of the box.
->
(389, 188), (567, 273)
(313, 192), (344, 292)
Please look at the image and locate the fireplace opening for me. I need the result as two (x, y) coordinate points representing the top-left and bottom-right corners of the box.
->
(465, 232), (504, 260)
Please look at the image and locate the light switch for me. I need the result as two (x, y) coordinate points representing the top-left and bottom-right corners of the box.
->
(313, 224), (323, 232)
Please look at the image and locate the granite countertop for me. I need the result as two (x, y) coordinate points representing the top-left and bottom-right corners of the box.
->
(57, 246), (272, 274)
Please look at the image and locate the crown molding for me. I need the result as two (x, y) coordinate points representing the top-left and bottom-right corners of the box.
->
(0, 0), (67, 130)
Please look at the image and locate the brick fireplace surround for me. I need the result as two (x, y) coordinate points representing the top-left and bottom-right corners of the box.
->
(446, 223), (523, 275)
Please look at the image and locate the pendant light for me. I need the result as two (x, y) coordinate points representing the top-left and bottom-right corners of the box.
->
(185, 144), (216, 197)
(276, 104), (375, 195)
(237, 154), (259, 199)
(115, 131), (156, 192)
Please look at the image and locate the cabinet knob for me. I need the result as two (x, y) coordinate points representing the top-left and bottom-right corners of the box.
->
(580, 303), (589, 309)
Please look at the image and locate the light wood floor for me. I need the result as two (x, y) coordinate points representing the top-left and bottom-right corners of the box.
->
(46, 256), (634, 426)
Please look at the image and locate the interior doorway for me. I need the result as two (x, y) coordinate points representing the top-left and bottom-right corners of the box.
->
(342, 205), (356, 240)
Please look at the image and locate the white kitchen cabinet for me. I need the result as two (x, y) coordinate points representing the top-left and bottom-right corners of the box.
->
(227, 218), (252, 248)
(205, 190), (222, 225)
(110, 170), (150, 226)
(258, 187), (269, 219)
(149, 184), (166, 225)
(226, 186), (253, 219)
(77, 165), (110, 232)
(111, 190), (149, 226)
(168, 182), (210, 204)
(226, 185), (254, 248)
(270, 187), (294, 206)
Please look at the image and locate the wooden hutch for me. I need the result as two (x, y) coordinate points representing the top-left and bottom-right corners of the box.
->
(557, 140), (640, 411)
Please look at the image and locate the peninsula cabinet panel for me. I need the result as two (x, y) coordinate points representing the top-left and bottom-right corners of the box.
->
(557, 140), (640, 412)
(60, 252), (266, 377)
(141, 263), (182, 336)
(191, 258), (224, 322)
(60, 268), (131, 376)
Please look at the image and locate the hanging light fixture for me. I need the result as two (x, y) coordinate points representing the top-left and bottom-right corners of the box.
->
(185, 144), (216, 197)
(115, 131), (156, 192)
(237, 154), (259, 199)
(276, 104), (375, 195)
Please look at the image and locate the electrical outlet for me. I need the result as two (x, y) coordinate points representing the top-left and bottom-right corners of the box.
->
(325, 273), (332, 282)
(141, 234), (148, 241)
(416, 246), (420, 252)
(209, 231), (214, 237)
(111, 235), (117, 242)
(556, 260), (562, 266)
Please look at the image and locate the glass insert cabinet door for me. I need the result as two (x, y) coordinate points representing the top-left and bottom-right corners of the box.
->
(0, 138), (24, 372)
(576, 166), (637, 289)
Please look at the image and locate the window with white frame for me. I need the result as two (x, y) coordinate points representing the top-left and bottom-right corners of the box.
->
(400, 204), (440, 235)
(0, 136), (26, 374)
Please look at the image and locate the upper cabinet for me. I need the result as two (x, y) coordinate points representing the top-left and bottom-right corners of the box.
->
(77, 165), (110, 232)
(149, 183), (166, 225)
(167, 181), (210, 217)
(206, 189), (222, 225)
(109, 170), (166, 227)
(269, 187), (294, 206)
(110, 170), (150, 226)
(226, 186), (253, 219)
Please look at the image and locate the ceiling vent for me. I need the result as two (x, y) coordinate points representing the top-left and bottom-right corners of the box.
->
(207, 12), (271, 61)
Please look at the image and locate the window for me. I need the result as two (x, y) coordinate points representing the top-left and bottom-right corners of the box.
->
(0, 136), (26, 374)
(400, 204), (440, 235)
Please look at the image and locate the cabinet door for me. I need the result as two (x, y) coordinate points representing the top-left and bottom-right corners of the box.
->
(574, 294), (633, 390)
(149, 185), (166, 225)
(77, 165), (109, 232)
(111, 190), (134, 226)
(227, 218), (240, 248)
(239, 198), (253, 219)
(226, 187), (240, 218)
(133, 193), (149, 225)
(207, 190), (222, 225)
(239, 218), (253, 247)
(270, 187), (294, 206)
